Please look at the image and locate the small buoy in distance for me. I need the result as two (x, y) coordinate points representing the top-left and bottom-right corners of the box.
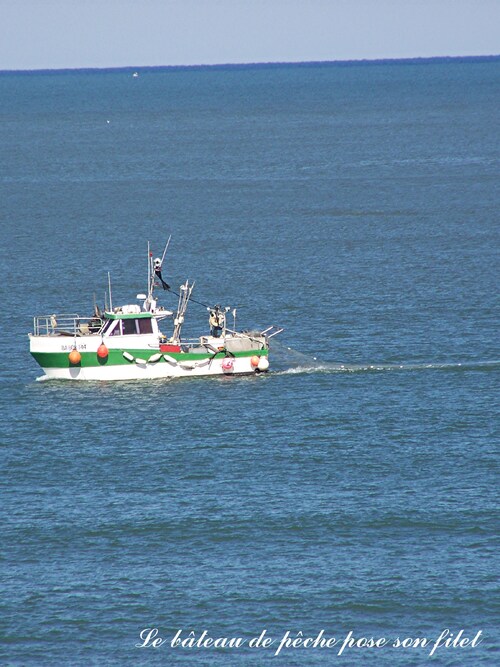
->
(106, 120), (110, 124)
(68, 349), (81, 364)
(258, 357), (269, 371)
(250, 355), (260, 368)
(97, 343), (109, 358)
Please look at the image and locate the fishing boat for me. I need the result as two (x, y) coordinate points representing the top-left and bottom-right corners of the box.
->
(29, 240), (283, 381)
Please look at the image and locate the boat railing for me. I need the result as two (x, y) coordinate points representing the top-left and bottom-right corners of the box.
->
(33, 314), (104, 337)
(182, 337), (207, 345)
(177, 328), (283, 350)
(181, 336), (239, 347)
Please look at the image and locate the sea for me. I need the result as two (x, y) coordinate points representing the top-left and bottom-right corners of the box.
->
(0, 58), (498, 666)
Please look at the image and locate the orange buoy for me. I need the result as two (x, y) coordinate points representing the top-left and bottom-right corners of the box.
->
(97, 343), (109, 359)
(250, 355), (260, 368)
(68, 348), (81, 364)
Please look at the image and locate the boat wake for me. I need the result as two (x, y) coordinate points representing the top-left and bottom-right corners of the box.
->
(271, 344), (500, 376)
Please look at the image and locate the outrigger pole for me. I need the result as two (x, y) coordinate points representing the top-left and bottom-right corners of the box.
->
(146, 238), (172, 305)
(160, 235), (172, 265)
(172, 280), (194, 343)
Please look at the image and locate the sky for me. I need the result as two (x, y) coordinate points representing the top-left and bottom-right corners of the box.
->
(0, 0), (498, 71)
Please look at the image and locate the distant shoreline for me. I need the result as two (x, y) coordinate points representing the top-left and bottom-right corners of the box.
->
(1, 54), (498, 75)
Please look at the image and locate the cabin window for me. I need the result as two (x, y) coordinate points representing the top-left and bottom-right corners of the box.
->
(105, 317), (153, 336)
(138, 318), (153, 334)
(122, 319), (138, 335)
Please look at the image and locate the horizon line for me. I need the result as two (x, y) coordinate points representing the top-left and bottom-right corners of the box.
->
(1, 54), (499, 75)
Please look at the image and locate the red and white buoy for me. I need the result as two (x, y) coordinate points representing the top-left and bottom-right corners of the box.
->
(222, 357), (234, 372)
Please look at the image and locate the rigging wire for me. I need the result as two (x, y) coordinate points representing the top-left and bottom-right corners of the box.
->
(167, 286), (211, 310)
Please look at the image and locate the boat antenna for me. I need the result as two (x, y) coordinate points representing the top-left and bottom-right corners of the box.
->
(108, 272), (113, 312)
(104, 290), (108, 312)
(147, 241), (151, 297)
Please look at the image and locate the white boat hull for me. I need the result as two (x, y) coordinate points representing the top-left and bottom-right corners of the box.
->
(38, 354), (266, 381)
(30, 331), (270, 381)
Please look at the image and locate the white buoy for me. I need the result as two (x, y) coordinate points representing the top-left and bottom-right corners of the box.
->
(258, 357), (269, 371)
(163, 354), (178, 365)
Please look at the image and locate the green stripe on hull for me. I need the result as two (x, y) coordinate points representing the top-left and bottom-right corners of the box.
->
(31, 348), (268, 369)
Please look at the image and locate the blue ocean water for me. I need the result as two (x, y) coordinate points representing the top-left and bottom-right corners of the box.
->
(0, 58), (499, 666)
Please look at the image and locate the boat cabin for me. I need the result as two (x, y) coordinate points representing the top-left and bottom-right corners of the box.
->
(32, 306), (164, 339)
(101, 311), (157, 337)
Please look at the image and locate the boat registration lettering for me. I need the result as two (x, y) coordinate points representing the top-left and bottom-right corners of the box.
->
(61, 344), (87, 351)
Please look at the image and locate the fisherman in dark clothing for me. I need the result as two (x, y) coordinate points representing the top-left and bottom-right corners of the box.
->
(209, 305), (224, 337)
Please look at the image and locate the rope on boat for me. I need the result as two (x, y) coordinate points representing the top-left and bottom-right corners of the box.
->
(121, 348), (240, 370)
(168, 287), (210, 309)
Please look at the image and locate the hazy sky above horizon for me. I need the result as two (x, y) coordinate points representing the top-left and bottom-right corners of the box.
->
(0, 0), (498, 70)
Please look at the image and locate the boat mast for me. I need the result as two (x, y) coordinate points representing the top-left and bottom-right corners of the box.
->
(144, 242), (157, 312)
(145, 237), (171, 312)
(147, 241), (151, 298)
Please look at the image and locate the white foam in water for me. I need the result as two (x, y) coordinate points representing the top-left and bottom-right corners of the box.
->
(272, 343), (500, 376)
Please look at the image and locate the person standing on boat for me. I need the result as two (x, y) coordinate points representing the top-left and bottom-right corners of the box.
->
(209, 305), (224, 338)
